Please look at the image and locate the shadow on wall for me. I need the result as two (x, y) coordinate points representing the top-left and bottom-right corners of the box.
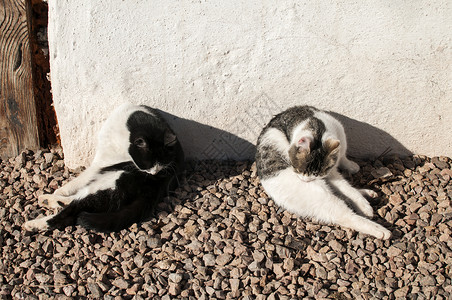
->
(159, 92), (283, 162)
(158, 110), (256, 161)
(329, 112), (412, 159)
(159, 108), (412, 163)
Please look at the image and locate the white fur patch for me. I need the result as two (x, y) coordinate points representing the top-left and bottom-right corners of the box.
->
(23, 215), (53, 231)
(73, 170), (123, 199)
(314, 111), (348, 158)
(92, 103), (154, 167)
(261, 168), (391, 239)
(290, 120), (313, 145)
(148, 163), (164, 175)
(261, 168), (334, 222)
(259, 128), (291, 158)
(51, 167), (123, 201)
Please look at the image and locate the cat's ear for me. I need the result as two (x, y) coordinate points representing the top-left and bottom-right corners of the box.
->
(164, 130), (177, 147)
(324, 139), (340, 155)
(297, 137), (312, 152)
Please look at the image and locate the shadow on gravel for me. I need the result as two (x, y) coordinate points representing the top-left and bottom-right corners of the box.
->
(330, 112), (416, 241)
(157, 110), (257, 218)
(157, 159), (253, 211)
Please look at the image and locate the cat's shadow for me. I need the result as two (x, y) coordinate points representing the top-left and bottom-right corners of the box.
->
(329, 112), (412, 158)
(162, 110), (413, 162)
(157, 110), (256, 162)
(155, 110), (256, 212)
(161, 108), (412, 163)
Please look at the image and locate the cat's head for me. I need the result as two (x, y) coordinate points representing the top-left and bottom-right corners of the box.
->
(127, 111), (180, 175)
(288, 137), (340, 181)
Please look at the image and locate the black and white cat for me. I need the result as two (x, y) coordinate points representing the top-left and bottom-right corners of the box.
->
(256, 106), (391, 239)
(23, 103), (184, 232)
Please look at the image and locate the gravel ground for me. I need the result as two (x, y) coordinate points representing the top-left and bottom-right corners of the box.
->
(0, 148), (451, 299)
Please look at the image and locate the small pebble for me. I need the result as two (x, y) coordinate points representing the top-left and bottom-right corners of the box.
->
(0, 149), (450, 299)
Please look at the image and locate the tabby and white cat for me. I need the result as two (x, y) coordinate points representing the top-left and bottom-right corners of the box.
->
(256, 106), (391, 239)
(23, 103), (184, 232)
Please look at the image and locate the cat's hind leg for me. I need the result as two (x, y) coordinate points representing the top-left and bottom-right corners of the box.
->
(39, 167), (98, 208)
(24, 199), (88, 231)
(308, 192), (390, 239)
(310, 194), (390, 239)
(328, 169), (374, 217)
(261, 170), (390, 239)
(23, 208), (77, 231)
(336, 213), (391, 240)
(53, 167), (97, 196)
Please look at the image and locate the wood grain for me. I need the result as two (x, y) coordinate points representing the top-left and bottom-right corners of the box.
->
(30, 0), (58, 147)
(0, 0), (39, 159)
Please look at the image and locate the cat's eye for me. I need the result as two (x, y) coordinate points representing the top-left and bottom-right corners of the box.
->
(134, 138), (147, 148)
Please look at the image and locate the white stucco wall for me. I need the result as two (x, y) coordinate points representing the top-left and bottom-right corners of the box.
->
(48, 0), (452, 169)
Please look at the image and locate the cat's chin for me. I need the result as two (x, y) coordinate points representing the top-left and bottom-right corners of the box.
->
(145, 164), (164, 175)
(295, 174), (317, 182)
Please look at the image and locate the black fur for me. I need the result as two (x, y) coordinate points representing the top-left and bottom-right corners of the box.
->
(128, 107), (181, 171)
(46, 106), (184, 232)
(48, 164), (175, 232)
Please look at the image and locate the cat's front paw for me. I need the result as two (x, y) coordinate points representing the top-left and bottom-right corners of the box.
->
(347, 161), (360, 174)
(358, 189), (378, 217)
(360, 189), (378, 198)
(23, 217), (50, 231)
(340, 159), (360, 174)
(373, 224), (392, 240)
